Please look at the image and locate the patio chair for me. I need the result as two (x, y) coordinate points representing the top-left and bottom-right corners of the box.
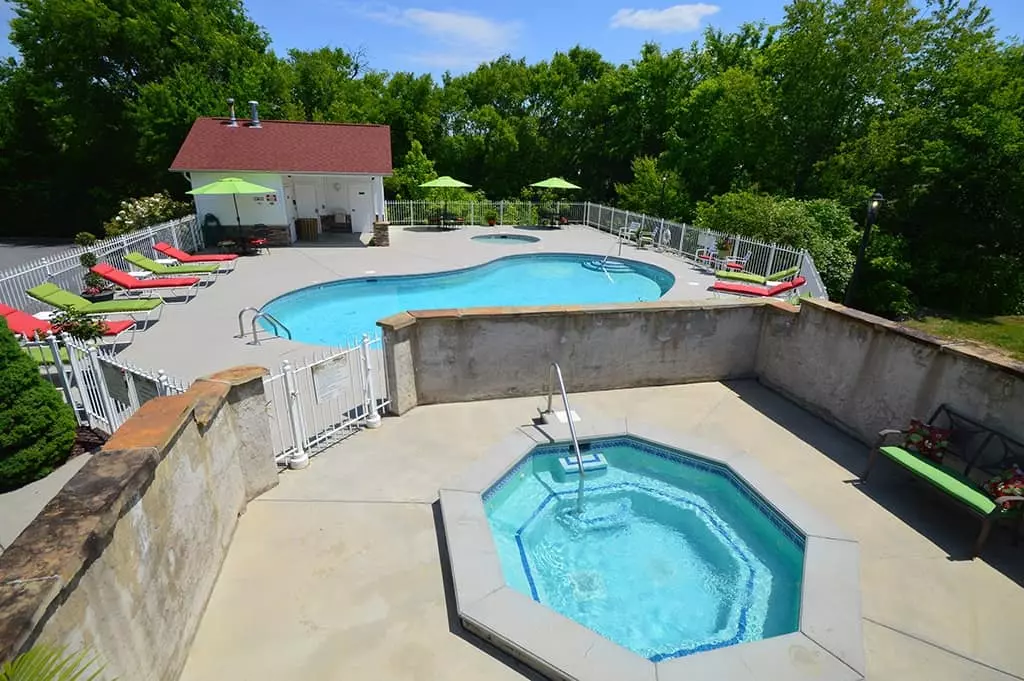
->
(724, 251), (751, 271)
(27, 283), (163, 326)
(154, 242), (238, 272)
(711, 276), (806, 298)
(0, 302), (135, 344)
(714, 266), (801, 285)
(90, 263), (200, 302)
(124, 252), (219, 278)
(695, 248), (718, 271)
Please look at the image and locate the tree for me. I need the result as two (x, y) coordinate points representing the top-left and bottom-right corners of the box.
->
(0, 318), (77, 491)
(615, 157), (689, 220)
(2, 0), (275, 236)
(384, 140), (437, 200)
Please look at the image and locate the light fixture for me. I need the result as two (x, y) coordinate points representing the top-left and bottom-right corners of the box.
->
(845, 191), (886, 307)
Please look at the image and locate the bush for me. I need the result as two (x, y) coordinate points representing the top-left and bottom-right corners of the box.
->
(103, 192), (191, 237)
(50, 308), (108, 342)
(695, 190), (858, 299)
(0, 318), (77, 491)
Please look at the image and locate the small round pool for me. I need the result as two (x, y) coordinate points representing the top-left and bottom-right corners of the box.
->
(471, 233), (540, 244)
(261, 253), (674, 345)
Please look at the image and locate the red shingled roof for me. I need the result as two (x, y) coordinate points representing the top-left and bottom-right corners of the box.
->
(170, 117), (393, 175)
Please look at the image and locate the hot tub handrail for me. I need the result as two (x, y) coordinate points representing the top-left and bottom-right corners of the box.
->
(237, 306), (292, 345)
(545, 362), (585, 478)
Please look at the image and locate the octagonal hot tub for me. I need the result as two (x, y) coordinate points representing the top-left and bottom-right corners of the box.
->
(440, 423), (864, 681)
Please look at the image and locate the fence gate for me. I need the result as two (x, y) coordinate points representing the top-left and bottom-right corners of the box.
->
(263, 334), (390, 468)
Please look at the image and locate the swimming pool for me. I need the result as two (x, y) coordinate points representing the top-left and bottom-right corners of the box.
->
(483, 436), (804, 661)
(261, 253), (674, 345)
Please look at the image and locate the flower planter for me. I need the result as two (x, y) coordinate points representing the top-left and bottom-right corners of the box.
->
(81, 291), (115, 303)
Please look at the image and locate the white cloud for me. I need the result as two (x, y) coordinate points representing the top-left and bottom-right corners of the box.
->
(356, 4), (519, 70)
(610, 4), (720, 33)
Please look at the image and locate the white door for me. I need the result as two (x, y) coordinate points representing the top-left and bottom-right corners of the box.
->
(295, 184), (318, 218)
(348, 183), (373, 232)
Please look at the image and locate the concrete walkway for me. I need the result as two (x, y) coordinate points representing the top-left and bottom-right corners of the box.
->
(179, 381), (1024, 681)
(116, 225), (716, 381)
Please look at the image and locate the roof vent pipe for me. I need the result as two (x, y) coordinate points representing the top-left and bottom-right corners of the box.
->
(227, 98), (237, 127)
(248, 100), (261, 128)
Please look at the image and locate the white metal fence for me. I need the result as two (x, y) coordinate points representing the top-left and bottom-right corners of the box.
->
(384, 200), (829, 299)
(263, 334), (390, 469)
(21, 334), (189, 434)
(0, 215), (202, 314)
(385, 200), (586, 227)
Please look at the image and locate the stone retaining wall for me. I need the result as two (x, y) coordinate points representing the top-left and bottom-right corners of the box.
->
(379, 299), (1024, 444)
(0, 366), (278, 680)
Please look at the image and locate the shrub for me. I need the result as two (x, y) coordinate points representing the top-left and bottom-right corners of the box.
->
(103, 192), (191, 237)
(695, 190), (858, 299)
(51, 308), (108, 342)
(77, 251), (109, 296)
(0, 318), (77, 491)
(73, 231), (98, 247)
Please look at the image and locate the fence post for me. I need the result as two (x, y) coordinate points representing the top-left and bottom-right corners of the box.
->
(765, 244), (777, 278)
(408, 200), (413, 226)
(282, 360), (309, 470)
(87, 345), (119, 432)
(362, 334), (382, 429)
(470, 203), (475, 226)
(46, 333), (75, 415)
(678, 224), (686, 255)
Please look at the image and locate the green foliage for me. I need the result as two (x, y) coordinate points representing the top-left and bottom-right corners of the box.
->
(695, 190), (858, 298)
(102, 192), (191, 237)
(0, 319), (77, 492)
(73, 232), (97, 247)
(1, 0), (1022, 315)
(614, 157), (690, 220)
(50, 309), (107, 342)
(0, 645), (106, 681)
(76, 252), (107, 294)
(384, 140), (437, 200)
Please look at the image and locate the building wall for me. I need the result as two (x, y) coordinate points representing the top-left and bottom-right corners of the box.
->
(0, 367), (278, 680)
(284, 174), (387, 234)
(189, 172), (287, 229)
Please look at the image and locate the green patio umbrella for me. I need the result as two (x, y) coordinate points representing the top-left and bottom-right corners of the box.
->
(187, 177), (277, 231)
(529, 177), (582, 190)
(418, 176), (472, 225)
(530, 177), (581, 225)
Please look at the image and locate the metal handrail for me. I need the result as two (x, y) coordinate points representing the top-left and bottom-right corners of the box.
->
(544, 363), (585, 478)
(237, 307), (292, 345)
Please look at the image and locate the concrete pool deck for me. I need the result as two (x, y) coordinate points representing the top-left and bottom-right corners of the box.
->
(178, 381), (1024, 681)
(115, 224), (716, 381)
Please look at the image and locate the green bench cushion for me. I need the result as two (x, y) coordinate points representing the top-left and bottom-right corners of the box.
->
(715, 270), (767, 284)
(22, 345), (70, 365)
(879, 446), (997, 515)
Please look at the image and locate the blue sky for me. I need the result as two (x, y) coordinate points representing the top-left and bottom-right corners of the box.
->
(2, 1), (1023, 75)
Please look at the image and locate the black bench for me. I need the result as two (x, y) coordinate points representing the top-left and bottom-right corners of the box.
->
(861, 404), (1024, 555)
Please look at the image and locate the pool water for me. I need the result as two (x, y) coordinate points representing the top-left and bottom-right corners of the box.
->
(261, 253), (674, 345)
(483, 437), (804, 661)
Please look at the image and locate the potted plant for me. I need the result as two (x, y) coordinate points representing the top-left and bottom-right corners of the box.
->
(484, 208), (498, 227)
(78, 252), (114, 302)
(715, 235), (734, 259)
(51, 308), (108, 342)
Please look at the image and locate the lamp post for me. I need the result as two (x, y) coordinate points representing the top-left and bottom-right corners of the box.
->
(659, 174), (668, 217)
(844, 191), (885, 307)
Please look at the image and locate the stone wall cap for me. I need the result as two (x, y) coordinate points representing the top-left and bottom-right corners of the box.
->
(388, 299), (768, 323)
(201, 365), (268, 387)
(377, 311), (417, 330)
(803, 299), (1024, 378)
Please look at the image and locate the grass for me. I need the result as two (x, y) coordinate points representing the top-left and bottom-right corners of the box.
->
(905, 314), (1024, 361)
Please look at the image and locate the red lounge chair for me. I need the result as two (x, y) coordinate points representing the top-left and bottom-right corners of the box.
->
(91, 263), (200, 302)
(154, 242), (238, 272)
(712, 276), (806, 298)
(0, 303), (135, 343)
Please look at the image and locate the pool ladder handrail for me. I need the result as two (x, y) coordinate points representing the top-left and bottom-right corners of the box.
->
(237, 306), (292, 345)
(543, 362), (586, 478)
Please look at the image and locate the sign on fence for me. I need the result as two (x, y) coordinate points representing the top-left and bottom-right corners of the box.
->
(100, 364), (161, 409)
(311, 355), (349, 404)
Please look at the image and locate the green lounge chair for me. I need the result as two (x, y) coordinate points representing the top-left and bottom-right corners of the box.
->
(714, 265), (800, 285)
(124, 252), (219, 276)
(27, 283), (163, 325)
(23, 344), (70, 366)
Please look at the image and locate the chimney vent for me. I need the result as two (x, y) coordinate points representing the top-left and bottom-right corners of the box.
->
(248, 100), (261, 128)
(227, 98), (237, 127)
